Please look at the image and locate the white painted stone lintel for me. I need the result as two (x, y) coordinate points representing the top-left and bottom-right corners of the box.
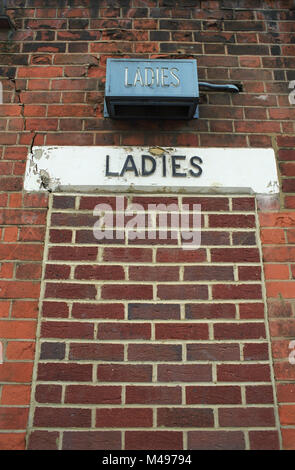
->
(24, 146), (279, 195)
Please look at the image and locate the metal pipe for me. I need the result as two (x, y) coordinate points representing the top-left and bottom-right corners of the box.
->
(198, 82), (240, 93)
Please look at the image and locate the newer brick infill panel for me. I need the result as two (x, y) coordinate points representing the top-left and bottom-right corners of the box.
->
(26, 194), (281, 450)
(1, 0), (295, 450)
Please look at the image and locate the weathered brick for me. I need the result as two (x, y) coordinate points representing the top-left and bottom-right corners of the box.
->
(188, 431), (245, 450)
(45, 283), (97, 300)
(128, 303), (180, 320)
(264, 264), (289, 280)
(282, 429), (295, 451)
(274, 362), (295, 381)
(249, 431), (280, 450)
(0, 433), (26, 450)
(184, 266), (234, 281)
(156, 323), (209, 340)
(126, 386), (182, 405)
(158, 364), (212, 382)
(0, 363), (33, 383)
(35, 385), (62, 404)
(15, 263), (42, 280)
(48, 246), (97, 261)
(19, 227), (45, 242)
(97, 364), (152, 383)
(213, 284), (262, 300)
(219, 408), (275, 427)
(45, 264), (71, 280)
(157, 284), (208, 300)
(244, 342), (269, 361)
(214, 322), (266, 340)
(157, 408), (214, 428)
(0, 320), (36, 339)
(246, 386), (274, 404)
(52, 196), (76, 209)
(187, 343), (240, 361)
(102, 284), (153, 300)
(50, 212), (97, 227)
(232, 232), (256, 246)
(239, 303), (265, 319)
(72, 303), (124, 320)
(129, 266), (179, 281)
(37, 363), (92, 382)
(200, 231), (231, 246)
(182, 197), (229, 211)
(270, 319), (295, 337)
(185, 303), (236, 319)
(0, 408), (29, 430)
(18, 66), (63, 77)
(103, 247), (153, 262)
(186, 386), (242, 404)
(42, 301), (69, 318)
(69, 342), (124, 361)
(41, 321), (94, 339)
(65, 386), (122, 404)
(277, 384), (295, 403)
(1, 385), (31, 405)
(156, 248), (207, 263)
(27, 431), (59, 450)
(238, 266), (261, 281)
(33, 408), (91, 428)
(0, 244), (43, 261)
(259, 212), (295, 228)
(267, 282), (295, 299)
(62, 431), (121, 450)
(96, 408), (153, 428)
(211, 248), (260, 263)
(217, 364), (271, 382)
(74, 265), (125, 280)
(97, 322), (151, 340)
(125, 431), (182, 450)
(40, 342), (66, 360)
(128, 344), (182, 362)
(6, 341), (35, 361)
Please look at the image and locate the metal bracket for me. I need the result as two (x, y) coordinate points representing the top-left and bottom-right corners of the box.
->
(0, 15), (15, 29)
(0, 1), (15, 29)
(198, 82), (241, 93)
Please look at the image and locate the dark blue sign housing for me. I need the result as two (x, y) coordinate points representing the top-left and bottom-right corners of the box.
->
(104, 58), (199, 120)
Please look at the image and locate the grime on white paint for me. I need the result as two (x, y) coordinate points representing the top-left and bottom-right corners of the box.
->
(289, 80), (295, 105)
(289, 340), (295, 365)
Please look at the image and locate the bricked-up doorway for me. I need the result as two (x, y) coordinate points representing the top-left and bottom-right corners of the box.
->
(27, 193), (281, 450)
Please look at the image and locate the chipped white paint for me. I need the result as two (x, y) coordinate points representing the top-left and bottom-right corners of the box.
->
(256, 95), (269, 101)
(289, 80), (295, 105)
(24, 146), (279, 195)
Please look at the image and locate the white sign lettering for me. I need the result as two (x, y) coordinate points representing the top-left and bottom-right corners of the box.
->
(124, 66), (180, 88)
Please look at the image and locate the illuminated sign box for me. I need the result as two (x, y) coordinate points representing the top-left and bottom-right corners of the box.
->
(104, 58), (199, 120)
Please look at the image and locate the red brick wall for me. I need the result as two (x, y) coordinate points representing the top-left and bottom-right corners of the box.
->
(26, 194), (279, 450)
(0, 0), (294, 450)
(259, 137), (295, 450)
